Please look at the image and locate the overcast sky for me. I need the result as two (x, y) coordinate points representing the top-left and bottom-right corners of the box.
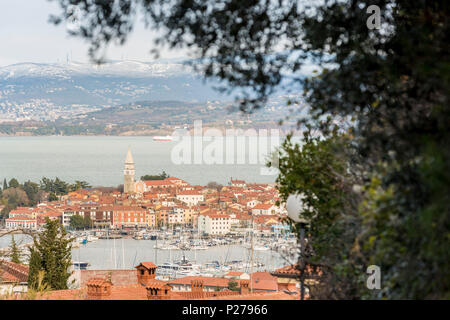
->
(0, 0), (188, 67)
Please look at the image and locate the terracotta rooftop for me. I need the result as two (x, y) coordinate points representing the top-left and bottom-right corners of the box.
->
(168, 276), (230, 288)
(136, 262), (157, 269)
(143, 180), (174, 186)
(32, 265), (298, 300)
(43, 284), (148, 300)
(0, 260), (29, 283)
(253, 203), (275, 210)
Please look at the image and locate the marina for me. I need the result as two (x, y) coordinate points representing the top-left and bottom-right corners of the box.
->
(1, 228), (297, 279)
(70, 237), (291, 279)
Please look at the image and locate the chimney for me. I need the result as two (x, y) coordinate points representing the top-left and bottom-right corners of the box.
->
(191, 279), (205, 298)
(240, 279), (250, 295)
(86, 278), (112, 300)
(135, 262), (157, 286)
(146, 283), (172, 300)
(191, 279), (204, 293)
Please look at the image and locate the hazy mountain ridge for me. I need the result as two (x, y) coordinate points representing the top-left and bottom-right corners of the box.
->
(0, 60), (224, 122)
(0, 60), (191, 79)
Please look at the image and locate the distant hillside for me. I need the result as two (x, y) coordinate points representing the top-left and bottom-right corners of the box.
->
(0, 98), (298, 136)
(0, 60), (226, 122)
(77, 100), (240, 125)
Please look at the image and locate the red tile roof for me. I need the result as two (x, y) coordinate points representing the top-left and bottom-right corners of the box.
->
(253, 203), (275, 210)
(136, 262), (157, 269)
(225, 272), (245, 277)
(168, 276), (230, 288)
(0, 260), (29, 283)
(143, 180), (174, 186)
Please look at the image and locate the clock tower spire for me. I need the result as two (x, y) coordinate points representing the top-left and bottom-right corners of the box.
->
(124, 148), (135, 193)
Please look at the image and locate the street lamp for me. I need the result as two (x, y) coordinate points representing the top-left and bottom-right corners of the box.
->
(286, 194), (309, 300)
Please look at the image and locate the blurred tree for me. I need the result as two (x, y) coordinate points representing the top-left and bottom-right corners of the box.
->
(70, 180), (92, 191)
(23, 181), (40, 206)
(69, 215), (86, 230)
(277, 130), (366, 299)
(2, 188), (29, 207)
(84, 216), (93, 229)
(207, 181), (223, 204)
(227, 280), (239, 291)
(207, 181), (223, 192)
(48, 193), (58, 202)
(8, 178), (19, 189)
(141, 171), (169, 181)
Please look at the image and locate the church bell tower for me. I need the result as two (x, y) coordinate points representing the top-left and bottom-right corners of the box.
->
(124, 148), (135, 193)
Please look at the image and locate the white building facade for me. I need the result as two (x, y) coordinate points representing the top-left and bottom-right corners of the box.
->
(198, 214), (231, 235)
(5, 217), (37, 230)
(176, 191), (204, 206)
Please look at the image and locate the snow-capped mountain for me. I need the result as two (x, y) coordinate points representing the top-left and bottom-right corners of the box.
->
(0, 60), (224, 121)
(0, 60), (191, 80)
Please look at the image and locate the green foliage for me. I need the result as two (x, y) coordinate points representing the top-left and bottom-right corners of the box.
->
(69, 215), (93, 230)
(8, 178), (19, 189)
(23, 270), (50, 300)
(141, 171), (169, 181)
(84, 216), (93, 229)
(27, 247), (42, 290)
(9, 235), (22, 264)
(48, 193), (58, 202)
(227, 280), (239, 291)
(70, 180), (91, 191)
(2, 188), (29, 209)
(39, 177), (70, 195)
(22, 181), (40, 206)
(27, 219), (74, 290)
(277, 131), (365, 299)
(359, 153), (450, 299)
(0, 177), (86, 216)
(69, 215), (85, 230)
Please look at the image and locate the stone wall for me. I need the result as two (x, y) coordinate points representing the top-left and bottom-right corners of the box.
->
(78, 270), (137, 288)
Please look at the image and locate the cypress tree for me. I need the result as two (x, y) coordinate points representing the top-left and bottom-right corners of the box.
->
(29, 218), (74, 290)
(27, 246), (42, 290)
(9, 235), (22, 264)
(3, 178), (7, 190)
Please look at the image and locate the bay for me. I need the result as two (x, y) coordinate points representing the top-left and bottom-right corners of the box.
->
(0, 136), (279, 186)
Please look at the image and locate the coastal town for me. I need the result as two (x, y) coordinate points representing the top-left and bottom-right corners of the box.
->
(0, 149), (306, 300)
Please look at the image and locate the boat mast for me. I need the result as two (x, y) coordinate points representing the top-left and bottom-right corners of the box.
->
(155, 232), (158, 266)
(122, 238), (125, 269)
(250, 213), (254, 292)
(78, 241), (81, 269)
(113, 237), (117, 269)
